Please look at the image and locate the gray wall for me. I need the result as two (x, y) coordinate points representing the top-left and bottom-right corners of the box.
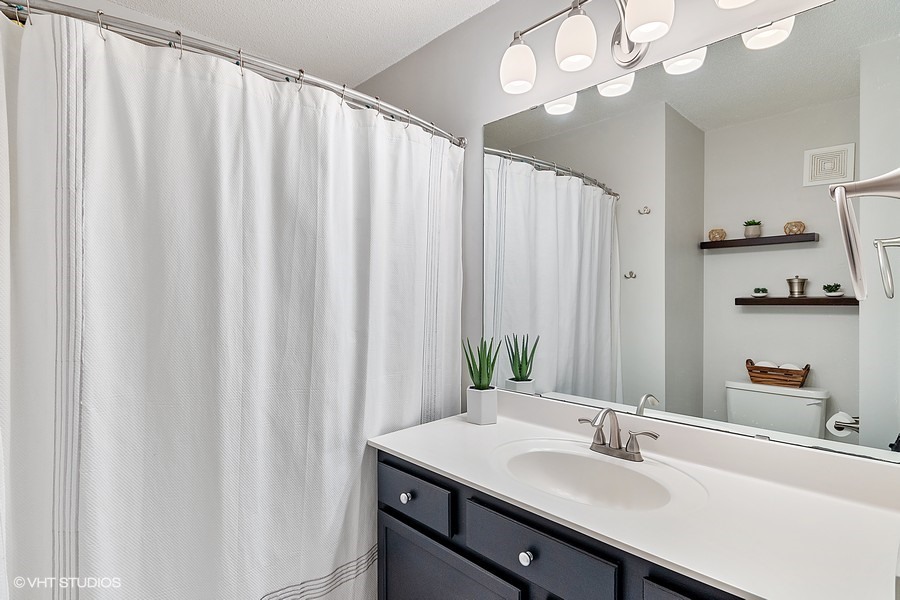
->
(858, 37), (900, 449)
(702, 96), (860, 435)
(664, 106), (705, 417)
(359, 0), (830, 408)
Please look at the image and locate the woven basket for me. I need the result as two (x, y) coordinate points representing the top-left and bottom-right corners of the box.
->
(745, 359), (810, 388)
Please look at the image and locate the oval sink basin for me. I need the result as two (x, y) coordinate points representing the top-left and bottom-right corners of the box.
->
(492, 439), (707, 513)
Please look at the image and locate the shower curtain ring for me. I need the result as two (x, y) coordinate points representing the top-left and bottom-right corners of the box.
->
(430, 122), (435, 138)
(238, 48), (244, 76)
(340, 84), (346, 106)
(297, 69), (305, 91)
(374, 96), (381, 116)
(404, 109), (411, 129)
(96, 11), (107, 40)
(176, 30), (183, 59)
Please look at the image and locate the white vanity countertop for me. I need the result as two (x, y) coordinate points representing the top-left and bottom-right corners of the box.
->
(368, 393), (900, 600)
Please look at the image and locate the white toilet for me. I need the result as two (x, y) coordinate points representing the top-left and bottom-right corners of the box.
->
(725, 381), (829, 438)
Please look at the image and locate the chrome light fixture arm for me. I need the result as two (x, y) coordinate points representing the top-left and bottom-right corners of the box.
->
(610, 0), (649, 68)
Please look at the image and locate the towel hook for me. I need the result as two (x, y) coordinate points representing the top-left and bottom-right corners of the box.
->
(624, 271), (637, 279)
(96, 10), (106, 40)
(638, 206), (651, 215)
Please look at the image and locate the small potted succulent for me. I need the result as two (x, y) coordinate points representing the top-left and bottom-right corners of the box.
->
(504, 334), (540, 394)
(752, 287), (768, 298)
(743, 219), (762, 238)
(463, 336), (501, 425)
(823, 283), (844, 297)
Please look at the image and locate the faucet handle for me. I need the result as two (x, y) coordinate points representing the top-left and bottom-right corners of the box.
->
(625, 430), (659, 454)
(578, 414), (607, 446)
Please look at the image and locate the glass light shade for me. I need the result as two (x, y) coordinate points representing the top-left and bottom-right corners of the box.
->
(555, 11), (597, 72)
(714, 0), (757, 8)
(625, 0), (675, 43)
(597, 72), (635, 98)
(499, 40), (537, 94)
(544, 93), (578, 115)
(663, 46), (707, 75)
(741, 16), (795, 50)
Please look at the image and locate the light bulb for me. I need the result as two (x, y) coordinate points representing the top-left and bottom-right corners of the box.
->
(741, 16), (795, 50)
(625, 0), (675, 43)
(555, 8), (597, 72)
(544, 93), (578, 115)
(499, 37), (537, 94)
(597, 72), (635, 98)
(663, 46), (707, 75)
(714, 0), (757, 8)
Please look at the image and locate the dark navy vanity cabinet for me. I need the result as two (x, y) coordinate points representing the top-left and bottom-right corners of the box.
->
(377, 451), (742, 600)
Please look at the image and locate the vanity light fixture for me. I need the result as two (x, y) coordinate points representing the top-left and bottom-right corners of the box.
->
(500, 33), (537, 94)
(714, 0), (758, 8)
(555, 4), (597, 72)
(499, 0), (674, 94)
(597, 72), (634, 97)
(544, 93), (579, 115)
(741, 16), (795, 50)
(624, 0), (675, 43)
(663, 46), (707, 75)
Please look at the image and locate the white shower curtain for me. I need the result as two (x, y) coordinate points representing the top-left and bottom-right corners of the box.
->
(484, 154), (621, 402)
(1, 14), (462, 600)
(0, 17), (23, 600)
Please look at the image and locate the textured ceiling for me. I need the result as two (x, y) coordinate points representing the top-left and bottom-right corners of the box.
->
(485, 0), (900, 149)
(106, 0), (500, 86)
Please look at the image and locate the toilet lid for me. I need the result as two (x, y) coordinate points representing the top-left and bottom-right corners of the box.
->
(725, 380), (830, 399)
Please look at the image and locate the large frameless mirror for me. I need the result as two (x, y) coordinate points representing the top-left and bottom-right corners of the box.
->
(483, 0), (900, 463)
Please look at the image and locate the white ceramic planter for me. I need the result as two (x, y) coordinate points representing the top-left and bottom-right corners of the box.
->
(744, 225), (762, 238)
(466, 387), (497, 425)
(825, 291), (845, 297)
(505, 378), (535, 394)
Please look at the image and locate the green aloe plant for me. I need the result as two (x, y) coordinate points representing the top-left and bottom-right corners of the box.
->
(463, 337), (501, 390)
(505, 334), (540, 382)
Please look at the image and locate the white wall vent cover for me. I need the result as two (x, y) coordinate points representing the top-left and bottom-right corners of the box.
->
(803, 143), (855, 187)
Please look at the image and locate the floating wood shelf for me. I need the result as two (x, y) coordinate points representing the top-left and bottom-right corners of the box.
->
(700, 233), (819, 249)
(735, 296), (859, 307)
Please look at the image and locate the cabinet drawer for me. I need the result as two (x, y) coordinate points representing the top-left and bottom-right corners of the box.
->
(644, 578), (695, 600)
(377, 462), (451, 536)
(465, 500), (617, 600)
(379, 510), (521, 600)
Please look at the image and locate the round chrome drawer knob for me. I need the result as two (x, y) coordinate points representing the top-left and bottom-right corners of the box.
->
(518, 551), (533, 567)
(399, 492), (413, 505)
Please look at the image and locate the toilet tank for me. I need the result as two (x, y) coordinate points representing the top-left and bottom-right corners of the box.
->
(725, 381), (829, 438)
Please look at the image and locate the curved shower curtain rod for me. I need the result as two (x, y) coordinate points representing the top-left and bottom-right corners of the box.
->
(484, 147), (618, 198)
(1, 0), (467, 148)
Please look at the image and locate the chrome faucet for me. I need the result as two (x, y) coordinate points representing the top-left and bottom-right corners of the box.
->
(578, 408), (659, 462)
(636, 393), (660, 416)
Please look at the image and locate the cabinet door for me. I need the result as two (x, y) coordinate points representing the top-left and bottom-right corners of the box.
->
(379, 510), (521, 600)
